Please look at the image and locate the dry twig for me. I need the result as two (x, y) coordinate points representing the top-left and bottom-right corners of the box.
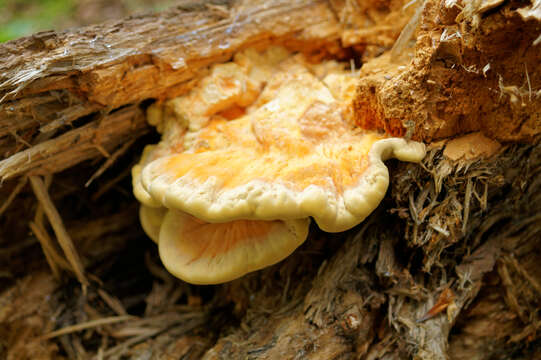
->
(41, 315), (135, 340)
(0, 176), (27, 216)
(29, 175), (89, 286)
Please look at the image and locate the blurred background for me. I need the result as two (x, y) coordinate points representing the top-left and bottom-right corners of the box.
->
(0, 0), (177, 42)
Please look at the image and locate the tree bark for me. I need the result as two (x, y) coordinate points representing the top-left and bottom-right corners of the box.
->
(0, 1), (540, 359)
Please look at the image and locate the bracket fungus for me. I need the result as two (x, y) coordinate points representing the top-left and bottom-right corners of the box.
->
(132, 47), (426, 284)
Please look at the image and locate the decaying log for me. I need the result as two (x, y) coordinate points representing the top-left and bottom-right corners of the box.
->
(353, 0), (541, 142)
(0, 0), (343, 180)
(1, 0), (540, 359)
(0, 0), (339, 103)
(0, 106), (145, 179)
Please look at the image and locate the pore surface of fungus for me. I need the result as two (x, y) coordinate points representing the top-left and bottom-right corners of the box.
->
(132, 47), (426, 284)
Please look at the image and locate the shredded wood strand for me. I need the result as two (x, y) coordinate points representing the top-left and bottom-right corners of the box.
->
(97, 289), (128, 316)
(29, 221), (72, 274)
(28, 222), (62, 279)
(29, 175), (89, 286)
(41, 315), (135, 340)
(0, 176), (27, 216)
(85, 139), (136, 187)
(91, 166), (132, 201)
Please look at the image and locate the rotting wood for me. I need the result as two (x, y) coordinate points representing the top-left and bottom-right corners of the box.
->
(0, 0), (540, 359)
(353, 0), (541, 143)
(0, 0), (345, 182)
(0, 105), (146, 180)
(0, 0), (341, 105)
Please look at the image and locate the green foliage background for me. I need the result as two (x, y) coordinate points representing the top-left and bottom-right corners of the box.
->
(0, 0), (175, 42)
(0, 0), (74, 42)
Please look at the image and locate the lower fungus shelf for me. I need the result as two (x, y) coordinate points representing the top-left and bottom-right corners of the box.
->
(158, 209), (309, 284)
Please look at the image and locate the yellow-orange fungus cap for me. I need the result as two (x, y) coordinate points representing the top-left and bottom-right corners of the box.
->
(140, 56), (425, 232)
(132, 47), (426, 284)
